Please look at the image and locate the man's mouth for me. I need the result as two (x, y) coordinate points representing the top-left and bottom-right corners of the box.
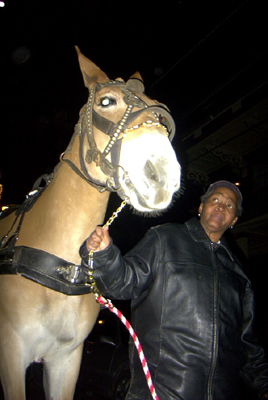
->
(211, 213), (223, 221)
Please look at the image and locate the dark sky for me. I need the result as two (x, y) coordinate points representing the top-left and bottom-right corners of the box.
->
(0, 0), (267, 242)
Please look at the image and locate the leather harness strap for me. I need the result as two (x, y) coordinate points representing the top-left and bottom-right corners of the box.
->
(1, 246), (93, 295)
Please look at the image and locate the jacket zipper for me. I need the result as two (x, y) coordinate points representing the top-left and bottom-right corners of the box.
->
(207, 243), (220, 400)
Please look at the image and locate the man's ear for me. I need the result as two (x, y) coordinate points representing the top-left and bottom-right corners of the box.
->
(231, 217), (238, 227)
(198, 203), (203, 215)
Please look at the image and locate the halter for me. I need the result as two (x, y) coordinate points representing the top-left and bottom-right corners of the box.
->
(60, 79), (176, 194)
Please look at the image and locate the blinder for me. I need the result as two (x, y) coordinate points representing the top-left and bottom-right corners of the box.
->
(91, 82), (175, 141)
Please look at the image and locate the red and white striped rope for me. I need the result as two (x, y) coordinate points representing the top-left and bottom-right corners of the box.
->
(96, 294), (159, 400)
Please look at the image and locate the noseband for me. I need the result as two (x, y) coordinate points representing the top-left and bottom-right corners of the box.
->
(61, 79), (176, 193)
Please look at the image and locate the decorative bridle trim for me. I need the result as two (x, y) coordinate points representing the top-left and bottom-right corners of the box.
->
(123, 120), (169, 135)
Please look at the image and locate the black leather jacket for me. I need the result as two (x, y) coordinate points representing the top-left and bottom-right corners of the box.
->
(80, 217), (268, 400)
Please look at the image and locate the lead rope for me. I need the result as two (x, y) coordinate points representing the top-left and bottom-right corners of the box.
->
(88, 199), (160, 400)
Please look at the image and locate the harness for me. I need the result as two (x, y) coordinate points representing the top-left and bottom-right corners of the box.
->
(0, 78), (175, 295)
(60, 78), (175, 194)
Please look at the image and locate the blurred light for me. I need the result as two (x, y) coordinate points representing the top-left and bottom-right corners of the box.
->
(154, 66), (164, 76)
(1, 206), (9, 211)
(12, 46), (30, 65)
(0, 2), (5, 7)
(234, 182), (240, 187)
(98, 320), (105, 325)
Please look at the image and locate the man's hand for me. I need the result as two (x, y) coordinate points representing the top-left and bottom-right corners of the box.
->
(86, 226), (110, 252)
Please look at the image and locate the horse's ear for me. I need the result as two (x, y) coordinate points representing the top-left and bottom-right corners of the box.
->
(75, 46), (109, 90)
(126, 71), (145, 93)
(130, 71), (143, 81)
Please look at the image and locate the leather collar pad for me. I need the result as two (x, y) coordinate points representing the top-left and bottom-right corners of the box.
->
(0, 246), (93, 296)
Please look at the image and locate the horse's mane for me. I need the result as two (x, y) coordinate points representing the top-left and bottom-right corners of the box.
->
(53, 108), (85, 175)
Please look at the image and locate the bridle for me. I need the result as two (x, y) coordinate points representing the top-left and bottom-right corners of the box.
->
(60, 78), (176, 194)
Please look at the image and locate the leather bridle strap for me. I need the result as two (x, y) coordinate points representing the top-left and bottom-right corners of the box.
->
(92, 109), (116, 138)
(60, 156), (108, 192)
(117, 105), (176, 141)
(91, 102), (175, 142)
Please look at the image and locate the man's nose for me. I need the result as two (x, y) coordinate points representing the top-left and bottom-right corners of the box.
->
(215, 203), (226, 212)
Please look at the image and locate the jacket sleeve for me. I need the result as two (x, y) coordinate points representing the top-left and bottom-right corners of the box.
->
(240, 284), (268, 398)
(80, 228), (160, 300)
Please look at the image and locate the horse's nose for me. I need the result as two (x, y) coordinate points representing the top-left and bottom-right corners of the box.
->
(144, 160), (160, 183)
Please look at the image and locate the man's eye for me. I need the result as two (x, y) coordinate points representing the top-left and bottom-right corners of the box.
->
(213, 198), (219, 202)
(227, 204), (233, 209)
(99, 97), (116, 107)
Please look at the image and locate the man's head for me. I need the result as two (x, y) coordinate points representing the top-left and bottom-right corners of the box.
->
(198, 181), (243, 242)
(200, 180), (243, 217)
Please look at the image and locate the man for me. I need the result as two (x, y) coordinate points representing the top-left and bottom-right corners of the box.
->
(80, 180), (268, 399)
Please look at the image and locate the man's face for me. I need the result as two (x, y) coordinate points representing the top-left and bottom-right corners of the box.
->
(199, 187), (238, 241)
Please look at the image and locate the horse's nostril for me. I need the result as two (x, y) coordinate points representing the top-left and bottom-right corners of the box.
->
(144, 160), (159, 182)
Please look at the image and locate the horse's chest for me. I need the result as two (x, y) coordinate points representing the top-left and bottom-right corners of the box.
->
(41, 293), (98, 344)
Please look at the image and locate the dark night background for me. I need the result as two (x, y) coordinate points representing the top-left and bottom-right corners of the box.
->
(0, 0), (265, 208)
(1, 0), (267, 252)
(0, 0), (268, 399)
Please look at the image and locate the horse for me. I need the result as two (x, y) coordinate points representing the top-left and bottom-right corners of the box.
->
(0, 47), (181, 400)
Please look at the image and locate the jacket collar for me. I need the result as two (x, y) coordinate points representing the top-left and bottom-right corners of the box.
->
(185, 217), (234, 261)
(186, 217), (210, 243)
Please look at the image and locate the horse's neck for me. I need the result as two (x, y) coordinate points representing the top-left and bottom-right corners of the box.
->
(16, 163), (110, 264)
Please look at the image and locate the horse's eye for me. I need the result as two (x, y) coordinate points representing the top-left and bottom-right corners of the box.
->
(99, 97), (116, 107)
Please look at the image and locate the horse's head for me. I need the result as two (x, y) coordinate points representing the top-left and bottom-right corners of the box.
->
(62, 47), (181, 213)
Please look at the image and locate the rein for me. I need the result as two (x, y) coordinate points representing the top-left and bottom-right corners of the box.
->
(96, 295), (159, 400)
(86, 200), (160, 400)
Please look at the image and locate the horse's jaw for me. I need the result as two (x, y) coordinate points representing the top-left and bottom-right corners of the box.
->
(118, 131), (181, 213)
